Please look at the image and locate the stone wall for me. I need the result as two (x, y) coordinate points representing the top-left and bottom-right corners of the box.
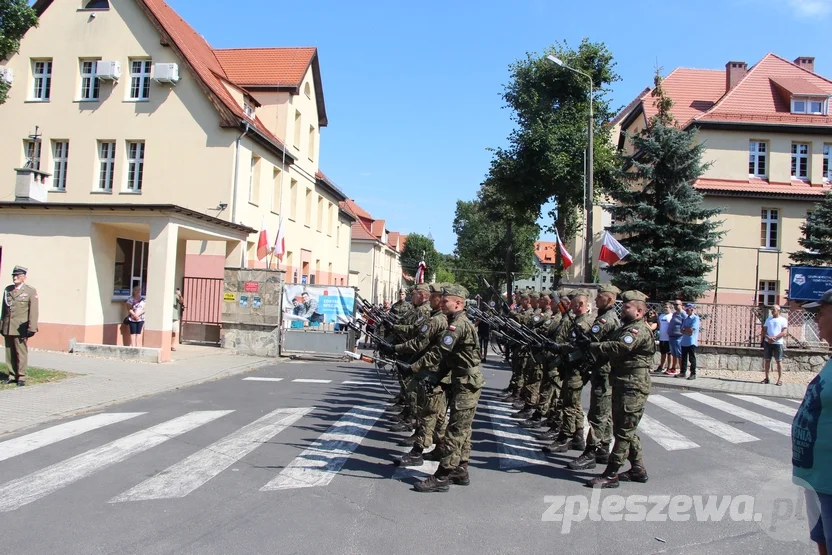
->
(663, 345), (828, 373)
(220, 268), (285, 357)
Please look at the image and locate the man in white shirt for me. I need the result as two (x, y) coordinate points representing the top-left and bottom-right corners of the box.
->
(655, 302), (673, 373)
(761, 304), (788, 386)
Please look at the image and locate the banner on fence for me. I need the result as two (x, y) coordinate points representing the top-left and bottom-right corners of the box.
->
(282, 284), (356, 326)
(788, 265), (832, 301)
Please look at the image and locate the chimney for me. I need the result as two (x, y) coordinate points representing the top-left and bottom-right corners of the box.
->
(726, 61), (748, 91)
(794, 56), (815, 73)
(14, 167), (50, 202)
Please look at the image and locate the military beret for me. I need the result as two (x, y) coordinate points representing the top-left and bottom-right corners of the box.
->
(442, 284), (469, 299)
(413, 283), (430, 292)
(621, 290), (649, 303)
(540, 289), (552, 297)
(529, 291), (540, 299)
(572, 289), (591, 298)
(520, 292), (530, 300)
(556, 289), (570, 299)
(598, 284), (621, 296)
(11, 266), (27, 276)
(428, 282), (444, 293)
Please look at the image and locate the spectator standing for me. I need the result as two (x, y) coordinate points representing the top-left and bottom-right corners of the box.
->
(125, 286), (145, 347)
(793, 289), (832, 555)
(655, 302), (673, 373)
(664, 301), (685, 375)
(761, 304), (788, 386)
(477, 316), (491, 363)
(1, 266), (39, 386)
(171, 287), (185, 351)
(678, 303), (700, 380)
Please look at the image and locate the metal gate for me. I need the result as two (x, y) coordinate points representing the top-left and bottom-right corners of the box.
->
(181, 277), (223, 345)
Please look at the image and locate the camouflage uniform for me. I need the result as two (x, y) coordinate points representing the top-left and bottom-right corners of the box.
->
(389, 284), (431, 419)
(519, 297), (550, 409)
(507, 297), (533, 394)
(531, 309), (566, 429)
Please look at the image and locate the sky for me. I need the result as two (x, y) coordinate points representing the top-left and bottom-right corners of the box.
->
(169, 0), (832, 253)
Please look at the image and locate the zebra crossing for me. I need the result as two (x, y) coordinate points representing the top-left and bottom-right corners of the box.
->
(0, 391), (799, 512)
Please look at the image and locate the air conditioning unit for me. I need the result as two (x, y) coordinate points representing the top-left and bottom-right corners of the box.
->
(0, 67), (13, 85)
(153, 62), (179, 84)
(95, 60), (121, 80)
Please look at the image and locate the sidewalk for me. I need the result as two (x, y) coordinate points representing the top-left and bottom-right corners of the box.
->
(650, 373), (807, 399)
(0, 346), (275, 437)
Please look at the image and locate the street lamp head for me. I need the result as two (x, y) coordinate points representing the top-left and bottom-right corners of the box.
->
(546, 55), (564, 67)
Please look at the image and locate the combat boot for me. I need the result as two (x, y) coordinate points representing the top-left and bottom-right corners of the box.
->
(519, 411), (544, 429)
(566, 449), (597, 470)
(501, 391), (518, 402)
(512, 407), (534, 419)
(414, 467), (451, 493)
(585, 463), (620, 489)
(511, 399), (526, 410)
(543, 436), (571, 454)
(390, 410), (410, 423)
(390, 420), (413, 433)
(618, 460), (649, 483)
(395, 447), (424, 467)
(535, 428), (559, 441)
(397, 434), (417, 447)
(571, 430), (586, 451)
(594, 446), (610, 464)
(449, 462), (470, 486)
(423, 448), (442, 462)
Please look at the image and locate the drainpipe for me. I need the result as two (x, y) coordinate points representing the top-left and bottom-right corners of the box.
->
(232, 122), (251, 267)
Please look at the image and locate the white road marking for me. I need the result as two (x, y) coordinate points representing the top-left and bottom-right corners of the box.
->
(341, 380), (383, 386)
(291, 379), (332, 384)
(648, 396), (758, 444)
(243, 377), (284, 382)
(683, 393), (791, 436)
(786, 399), (803, 405)
(0, 411), (231, 513)
(0, 413), (145, 463)
(638, 414), (700, 451)
(728, 394), (798, 417)
(261, 405), (385, 490)
(109, 407), (312, 502)
(483, 403), (555, 469)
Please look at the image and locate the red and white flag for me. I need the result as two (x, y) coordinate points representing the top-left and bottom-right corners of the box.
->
(273, 217), (286, 261)
(554, 229), (573, 270)
(256, 216), (270, 261)
(599, 231), (630, 266)
(415, 260), (427, 283)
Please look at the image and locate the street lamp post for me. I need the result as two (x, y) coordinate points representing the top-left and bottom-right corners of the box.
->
(546, 55), (594, 283)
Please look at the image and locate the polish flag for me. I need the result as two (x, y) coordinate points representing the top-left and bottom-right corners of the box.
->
(599, 231), (630, 266)
(554, 229), (573, 270)
(415, 261), (427, 283)
(273, 217), (286, 261)
(256, 216), (270, 261)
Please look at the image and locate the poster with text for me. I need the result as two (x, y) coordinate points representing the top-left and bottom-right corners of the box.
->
(282, 284), (357, 325)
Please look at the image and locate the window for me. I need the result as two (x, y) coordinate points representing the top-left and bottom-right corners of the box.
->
(336, 224), (340, 248)
(305, 188), (312, 226)
(760, 208), (779, 249)
(317, 196), (323, 232)
(289, 179), (297, 220)
(791, 143), (809, 179)
(84, 0), (110, 8)
(308, 125), (315, 160)
(24, 140), (42, 170)
(114, 238), (148, 297)
(98, 141), (116, 190)
(52, 141), (69, 190)
(285, 251), (293, 271)
(792, 97), (827, 115)
(125, 142), (145, 191)
(749, 141), (767, 177)
(293, 110), (301, 148)
(79, 59), (100, 100)
(304, 82), (311, 98)
(824, 145), (832, 181)
(272, 168), (281, 213)
(243, 98), (255, 118)
(757, 280), (778, 306)
(128, 59), (151, 100)
(327, 203), (333, 236)
(249, 154), (261, 204)
(31, 59), (52, 100)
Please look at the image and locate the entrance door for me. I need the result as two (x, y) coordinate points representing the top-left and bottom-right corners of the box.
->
(181, 276), (223, 345)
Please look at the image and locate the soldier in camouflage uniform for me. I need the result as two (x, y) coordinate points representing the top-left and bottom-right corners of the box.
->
(567, 284), (620, 470)
(405, 284), (485, 493)
(390, 289), (413, 318)
(585, 290), (655, 488)
(503, 293), (533, 400)
(513, 291), (553, 419)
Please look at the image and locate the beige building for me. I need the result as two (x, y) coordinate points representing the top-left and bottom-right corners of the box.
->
(0, 0), (353, 359)
(339, 199), (406, 304)
(597, 53), (831, 305)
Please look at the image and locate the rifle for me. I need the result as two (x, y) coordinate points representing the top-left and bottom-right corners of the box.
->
(481, 277), (512, 314)
(555, 305), (598, 384)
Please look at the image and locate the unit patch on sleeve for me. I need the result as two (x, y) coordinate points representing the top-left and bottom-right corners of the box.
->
(443, 335), (454, 346)
(591, 324), (601, 334)
(420, 324), (429, 333)
(622, 335), (634, 345)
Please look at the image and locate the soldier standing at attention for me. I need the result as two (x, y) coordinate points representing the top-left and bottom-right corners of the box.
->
(404, 284), (485, 492)
(1, 266), (39, 386)
(585, 290), (655, 488)
(390, 289), (412, 318)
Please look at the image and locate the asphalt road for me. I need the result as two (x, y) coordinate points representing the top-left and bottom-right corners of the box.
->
(0, 357), (815, 555)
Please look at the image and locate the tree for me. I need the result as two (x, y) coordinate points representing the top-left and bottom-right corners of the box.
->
(790, 191), (832, 266)
(605, 69), (724, 301)
(0, 0), (39, 105)
(400, 233), (441, 283)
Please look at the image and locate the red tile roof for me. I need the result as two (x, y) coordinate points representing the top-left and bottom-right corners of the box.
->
(339, 199), (403, 251)
(534, 241), (558, 264)
(642, 68), (726, 127)
(694, 178), (829, 197)
(214, 48), (316, 87)
(371, 220), (385, 238)
(351, 221), (377, 241)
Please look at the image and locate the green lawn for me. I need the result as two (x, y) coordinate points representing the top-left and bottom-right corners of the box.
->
(0, 364), (74, 390)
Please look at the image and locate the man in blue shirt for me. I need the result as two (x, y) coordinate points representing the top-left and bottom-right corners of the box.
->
(678, 303), (700, 380)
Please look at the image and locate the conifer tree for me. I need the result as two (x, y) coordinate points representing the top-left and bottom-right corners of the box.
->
(790, 191), (832, 266)
(606, 69), (724, 301)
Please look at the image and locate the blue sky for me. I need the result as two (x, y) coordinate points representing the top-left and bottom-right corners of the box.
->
(170, 0), (832, 253)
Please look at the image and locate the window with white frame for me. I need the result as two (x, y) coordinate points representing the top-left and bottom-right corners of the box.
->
(79, 59), (100, 100)
(249, 154), (260, 204)
(98, 141), (116, 191)
(24, 140), (41, 170)
(791, 97), (827, 115)
(824, 144), (832, 181)
(52, 141), (69, 190)
(749, 141), (767, 177)
(792, 143), (809, 179)
(128, 59), (151, 100)
(114, 238), (148, 297)
(31, 59), (52, 100)
(125, 141), (145, 191)
(760, 208), (779, 249)
(757, 280), (778, 306)
(243, 98), (255, 118)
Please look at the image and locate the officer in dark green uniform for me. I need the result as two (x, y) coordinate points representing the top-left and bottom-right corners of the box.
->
(585, 290), (655, 488)
(1, 266), (39, 386)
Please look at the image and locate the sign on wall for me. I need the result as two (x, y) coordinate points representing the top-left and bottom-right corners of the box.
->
(788, 265), (832, 301)
(282, 284), (356, 325)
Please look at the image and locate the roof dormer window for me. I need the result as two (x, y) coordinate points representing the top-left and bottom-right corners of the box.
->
(243, 98), (255, 118)
(791, 96), (828, 115)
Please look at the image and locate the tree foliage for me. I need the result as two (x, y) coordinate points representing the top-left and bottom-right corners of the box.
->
(606, 69), (724, 301)
(790, 191), (832, 266)
(0, 0), (38, 105)
(400, 233), (441, 283)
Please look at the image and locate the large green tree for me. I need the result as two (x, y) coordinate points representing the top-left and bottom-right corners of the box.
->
(606, 70), (724, 301)
(0, 0), (38, 104)
(400, 233), (441, 283)
(790, 191), (832, 266)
